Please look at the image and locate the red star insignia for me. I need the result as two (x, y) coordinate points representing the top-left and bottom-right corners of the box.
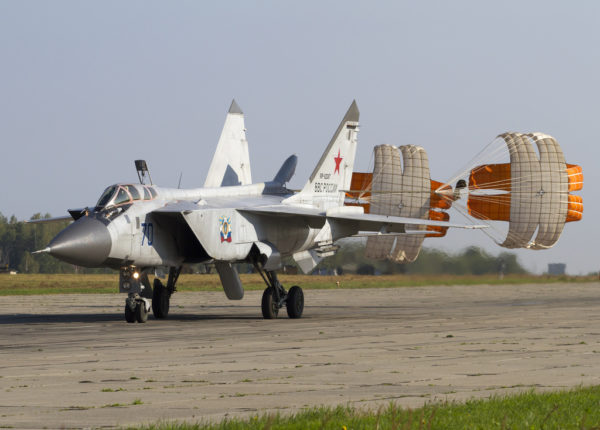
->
(334, 149), (343, 174)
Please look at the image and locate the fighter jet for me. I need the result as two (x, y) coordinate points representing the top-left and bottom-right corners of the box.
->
(33, 100), (481, 323)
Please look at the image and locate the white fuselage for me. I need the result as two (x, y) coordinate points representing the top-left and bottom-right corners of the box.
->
(103, 182), (327, 270)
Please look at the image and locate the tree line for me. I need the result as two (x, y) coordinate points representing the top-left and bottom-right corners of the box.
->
(312, 240), (527, 276)
(0, 212), (110, 273)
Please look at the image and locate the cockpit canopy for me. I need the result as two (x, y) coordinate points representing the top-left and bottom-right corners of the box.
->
(95, 184), (157, 211)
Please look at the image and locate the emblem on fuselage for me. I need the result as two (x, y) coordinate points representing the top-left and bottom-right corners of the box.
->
(219, 215), (232, 243)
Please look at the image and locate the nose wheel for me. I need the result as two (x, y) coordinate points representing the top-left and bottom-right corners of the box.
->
(125, 295), (149, 323)
(120, 266), (181, 323)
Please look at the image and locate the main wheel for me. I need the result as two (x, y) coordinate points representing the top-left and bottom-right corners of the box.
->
(135, 301), (148, 323)
(152, 279), (170, 319)
(125, 303), (136, 323)
(261, 287), (279, 319)
(286, 286), (304, 319)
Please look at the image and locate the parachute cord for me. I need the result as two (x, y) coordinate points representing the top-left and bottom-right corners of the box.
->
(440, 137), (509, 191)
(357, 149), (376, 201)
(447, 199), (505, 245)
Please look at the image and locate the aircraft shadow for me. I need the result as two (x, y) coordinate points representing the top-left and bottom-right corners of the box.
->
(0, 311), (279, 325)
(0, 313), (122, 324)
(0, 303), (420, 325)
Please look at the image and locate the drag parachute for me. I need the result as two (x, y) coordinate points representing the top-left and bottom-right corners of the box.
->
(347, 145), (452, 263)
(346, 132), (582, 264)
(443, 132), (583, 249)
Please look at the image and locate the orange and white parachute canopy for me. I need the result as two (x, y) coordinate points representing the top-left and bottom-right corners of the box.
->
(346, 145), (452, 263)
(438, 132), (583, 249)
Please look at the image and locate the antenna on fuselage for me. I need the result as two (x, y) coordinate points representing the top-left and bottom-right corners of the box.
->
(135, 160), (153, 185)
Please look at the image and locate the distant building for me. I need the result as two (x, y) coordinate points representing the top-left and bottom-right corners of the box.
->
(548, 263), (566, 275)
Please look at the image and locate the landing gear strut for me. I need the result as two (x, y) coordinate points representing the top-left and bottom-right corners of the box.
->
(152, 266), (181, 319)
(254, 263), (304, 319)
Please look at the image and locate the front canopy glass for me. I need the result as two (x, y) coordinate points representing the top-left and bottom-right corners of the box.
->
(95, 185), (118, 209)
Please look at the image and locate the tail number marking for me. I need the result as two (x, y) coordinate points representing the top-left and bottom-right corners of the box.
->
(314, 182), (338, 193)
(141, 222), (154, 246)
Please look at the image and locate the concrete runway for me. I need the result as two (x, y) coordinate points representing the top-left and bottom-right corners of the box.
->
(1, 282), (599, 429)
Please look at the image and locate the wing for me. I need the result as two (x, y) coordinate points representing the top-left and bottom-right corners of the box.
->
(147, 200), (485, 271)
(238, 205), (485, 234)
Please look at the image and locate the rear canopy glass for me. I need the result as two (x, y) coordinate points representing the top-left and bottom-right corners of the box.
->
(127, 185), (141, 200)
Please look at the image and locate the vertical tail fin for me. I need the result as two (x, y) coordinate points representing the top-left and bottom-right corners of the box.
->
(290, 101), (360, 209)
(204, 99), (252, 188)
(272, 155), (298, 186)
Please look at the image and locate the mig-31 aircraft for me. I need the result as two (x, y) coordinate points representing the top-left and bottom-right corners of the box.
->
(31, 100), (490, 323)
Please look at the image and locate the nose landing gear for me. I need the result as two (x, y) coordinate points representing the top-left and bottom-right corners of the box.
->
(125, 296), (149, 323)
(120, 266), (181, 323)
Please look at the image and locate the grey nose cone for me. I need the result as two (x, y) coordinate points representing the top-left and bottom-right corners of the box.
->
(47, 216), (112, 267)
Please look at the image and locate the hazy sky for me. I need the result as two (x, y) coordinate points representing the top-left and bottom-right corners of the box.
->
(0, 1), (597, 274)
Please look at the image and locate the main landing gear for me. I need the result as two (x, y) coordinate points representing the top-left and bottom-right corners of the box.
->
(152, 266), (180, 319)
(120, 266), (181, 323)
(254, 264), (304, 319)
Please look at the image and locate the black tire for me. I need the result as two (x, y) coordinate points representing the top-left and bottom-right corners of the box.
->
(152, 279), (170, 319)
(286, 286), (304, 319)
(261, 287), (279, 319)
(135, 301), (148, 323)
(125, 303), (136, 323)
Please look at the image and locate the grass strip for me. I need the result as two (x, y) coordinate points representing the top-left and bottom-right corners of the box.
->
(129, 386), (600, 429)
(0, 273), (596, 296)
